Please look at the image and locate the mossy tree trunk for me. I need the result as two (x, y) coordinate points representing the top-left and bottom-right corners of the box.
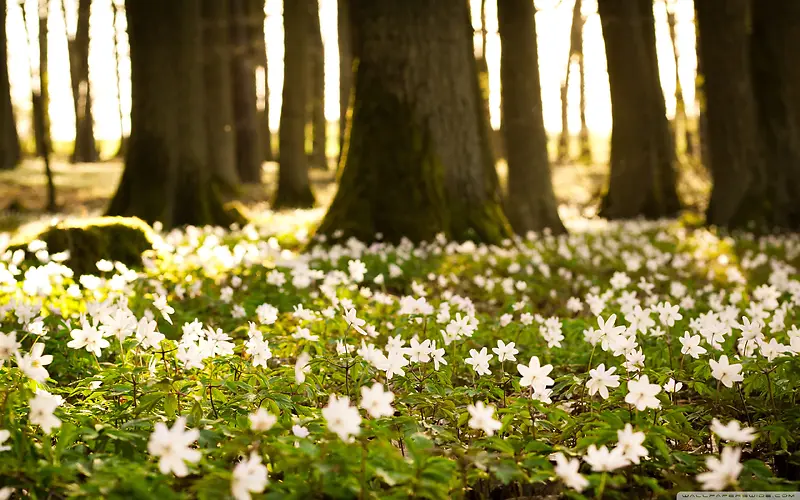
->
(229, 0), (262, 183)
(498, 0), (565, 235)
(337, 0), (352, 166)
(597, 0), (680, 219)
(64, 0), (98, 163)
(201, 0), (239, 190)
(274, 0), (315, 209)
(0, 0), (20, 170)
(317, 0), (511, 244)
(750, 1), (800, 229)
(696, 0), (767, 229)
(308, 0), (326, 170)
(108, 0), (237, 228)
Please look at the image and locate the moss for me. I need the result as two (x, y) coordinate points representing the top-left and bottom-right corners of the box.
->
(9, 217), (156, 275)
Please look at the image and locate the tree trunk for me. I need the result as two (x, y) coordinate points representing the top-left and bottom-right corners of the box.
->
(597, 0), (680, 219)
(64, 0), (98, 163)
(665, 0), (692, 160)
(750, 1), (800, 228)
(253, 0), (272, 162)
(318, 0), (511, 243)
(108, 0), (238, 228)
(36, 0), (56, 211)
(274, 0), (315, 208)
(337, 0), (352, 166)
(695, 0), (766, 228)
(556, 0), (582, 164)
(111, 0), (127, 158)
(201, 0), (239, 190)
(476, 0), (496, 162)
(229, 0), (262, 183)
(498, 0), (564, 234)
(308, 0), (326, 170)
(0, 0), (20, 170)
(576, 6), (590, 163)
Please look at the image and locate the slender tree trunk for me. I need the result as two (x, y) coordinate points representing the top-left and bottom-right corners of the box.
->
(202, 0), (239, 190)
(308, 0), (326, 170)
(576, 6), (590, 163)
(665, 0), (691, 160)
(557, 0), (582, 163)
(274, 0), (314, 208)
(36, 0), (56, 210)
(597, 0), (680, 219)
(63, 0), (98, 163)
(108, 0), (238, 228)
(0, 0), (20, 170)
(750, 1), (800, 228)
(695, 0), (765, 228)
(253, 0), (272, 162)
(476, 0), (496, 162)
(229, 0), (262, 183)
(318, 0), (511, 243)
(111, 0), (127, 158)
(337, 0), (352, 166)
(498, 0), (565, 235)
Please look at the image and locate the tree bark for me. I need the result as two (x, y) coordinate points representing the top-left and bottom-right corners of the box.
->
(202, 0), (239, 190)
(695, 0), (767, 228)
(337, 0), (352, 166)
(229, 0), (262, 183)
(597, 0), (680, 219)
(64, 0), (98, 163)
(308, 0), (326, 170)
(318, 0), (511, 243)
(108, 0), (238, 228)
(274, 0), (315, 208)
(498, 0), (565, 234)
(0, 0), (20, 170)
(750, 1), (800, 229)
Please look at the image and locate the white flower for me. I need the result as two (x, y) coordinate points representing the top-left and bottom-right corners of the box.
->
(0, 429), (11, 452)
(0, 332), (20, 367)
(663, 378), (683, 393)
(249, 408), (278, 432)
(384, 349), (409, 379)
(553, 452), (588, 491)
(430, 341), (447, 371)
(679, 332), (707, 359)
(292, 424), (309, 438)
(68, 320), (110, 356)
(696, 447), (743, 491)
(360, 383), (395, 418)
(710, 419), (757, 443)
(322, 394), (362, 442)
(492, 340), (518, 362)
(517, 356), (554, 391)
(152, 294), (175, 325)
(147, 417), (201, 477)
(135, 316), (165, 350)
(342, 307), (367, 336)
(405, 338), (432, 363)
(597, 314), (627, 339)
(709, 355), (743, 388)
(586, 363), (620, 399)
(625, 375), (662, 411)
(16, 343), (53, 383)
(99, 307), (137, 341)
(466, 401), (502, 436)
(466, 347), (493, 376)
(256, 303), (279, 325)
(29, 390), (63, 434)
(583, 444), (629, 472)
(295, 352), (311, 384)
(231, 452), (268, 500)
(616, 424), (648, 464)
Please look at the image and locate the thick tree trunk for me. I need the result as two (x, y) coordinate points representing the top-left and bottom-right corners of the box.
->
(318, 0), (511, 243)
(498, 0), (564, 234)
(108, 0), (237, 228)
(750, 1), (800, 229)
(309, 0), (326, 170)
(229, 0), (262, 183)
(274, 0), (315, 208)
(337, 0), (352, 166)
(64, 0), (98, 163)
(0, 0), (20, 170)
(201, 0), (239, 190)
(597, 0), (680, 219)
(696, 0), (766, 228)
